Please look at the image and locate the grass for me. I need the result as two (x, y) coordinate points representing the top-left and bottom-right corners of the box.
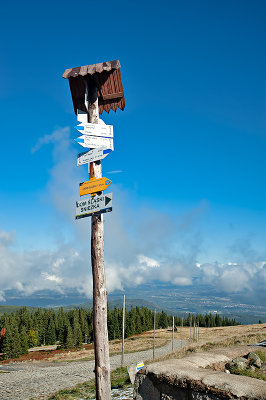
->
(225, 349), (266, 381)
(47, 367), (132, 399)
(152, 332), (266, 365)
(229, 366), (266, 381)
(255, 350), (266, 363)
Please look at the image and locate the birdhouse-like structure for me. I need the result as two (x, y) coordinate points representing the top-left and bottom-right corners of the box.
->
(62, 60), (125, 115)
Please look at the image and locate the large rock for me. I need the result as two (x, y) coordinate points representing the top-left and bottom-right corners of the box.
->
(128, 364), (137, 384)
(226, 357), (248, 370)
(260, 362), (266, 371)
(134, 348), (266, 400)
(248, 352), (262, 368)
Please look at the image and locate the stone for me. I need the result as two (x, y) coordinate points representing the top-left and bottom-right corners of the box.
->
(227, 357), (248, 370)
(260, 362), (266, 371)
(248, 352), (262, 368)
(127, 364), (137, 384)
(225, 361), (235, 370)
(225, 369), (230, 374)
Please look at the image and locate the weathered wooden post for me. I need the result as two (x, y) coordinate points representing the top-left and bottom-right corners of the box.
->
(172, 316), (174, 352)
(153, 309), (156, 360)
(189, 316), (192, 344)
(63, 60), (125, 400)
(88, 87), (111, 399)
(180, 316), (183, 346)
(121, 294), (125, 366)
(198, 323), (200, 342)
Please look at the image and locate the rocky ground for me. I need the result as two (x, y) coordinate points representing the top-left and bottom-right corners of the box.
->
(0, 339), (184, 400)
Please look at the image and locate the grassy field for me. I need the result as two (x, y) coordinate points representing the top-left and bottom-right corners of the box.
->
(45, 323), (266, 399)
(47, 367), (131, 400)
(1, 323), (265, 365)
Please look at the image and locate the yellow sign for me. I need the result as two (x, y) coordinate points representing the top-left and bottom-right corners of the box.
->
(80, 177), (112, 196)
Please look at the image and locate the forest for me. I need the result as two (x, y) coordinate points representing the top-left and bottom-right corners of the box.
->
(0, 306), (238, 359)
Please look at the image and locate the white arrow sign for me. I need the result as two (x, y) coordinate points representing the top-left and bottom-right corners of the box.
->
(75, 135), (114, 150)
(77, 147), (112, 166)
(75, 122), (113, 138)
(76, 193), (113, 219)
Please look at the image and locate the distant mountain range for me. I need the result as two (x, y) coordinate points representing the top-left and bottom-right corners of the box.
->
(60, 298), (159, 311)
(1, 283), (265, 324)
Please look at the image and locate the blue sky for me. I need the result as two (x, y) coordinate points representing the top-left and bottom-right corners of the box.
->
(0, 0), (266, 304)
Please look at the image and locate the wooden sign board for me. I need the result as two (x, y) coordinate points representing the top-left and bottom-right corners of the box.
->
(80, 177), (112, 196)
(75, 135), (114, 150)
(75, 122), (113, 138)
(77, 147), (112, 166)
(76, 193), (113, 219)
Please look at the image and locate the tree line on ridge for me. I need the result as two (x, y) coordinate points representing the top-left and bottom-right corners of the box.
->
(0, 306), (238, 359)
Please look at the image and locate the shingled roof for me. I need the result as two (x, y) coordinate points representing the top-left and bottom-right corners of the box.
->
(62, 60), (125, 115)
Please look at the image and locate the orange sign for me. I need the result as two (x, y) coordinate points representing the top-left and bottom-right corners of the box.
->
(80, 177), (112, 196)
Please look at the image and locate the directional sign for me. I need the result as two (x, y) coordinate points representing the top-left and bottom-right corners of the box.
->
(75, 122), (113, 138)
(76, 193), (113, 219)
(75, 135), (114, 151)
(77, 147), (112, 166)
(80, 177), (112, 196)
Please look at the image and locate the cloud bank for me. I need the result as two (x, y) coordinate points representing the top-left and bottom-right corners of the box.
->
(0, 127), (265, 306)
(0, 225), (265, 304)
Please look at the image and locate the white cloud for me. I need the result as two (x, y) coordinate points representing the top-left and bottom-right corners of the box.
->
(42, 272), (62, 284)
(31, 127), (70, 153)
(0, 225), (265, 303)
(0, 291), (6, 302)
(53, 258), (65, 269)
(138, 255), (160, 268)
(1, 126), (265, 305)
(173, 276), (192, 286)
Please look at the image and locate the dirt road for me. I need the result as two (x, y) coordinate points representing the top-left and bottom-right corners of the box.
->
(0, 339), (184, 400)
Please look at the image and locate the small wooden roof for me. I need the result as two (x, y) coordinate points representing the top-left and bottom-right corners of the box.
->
(62, 60), (125, 115)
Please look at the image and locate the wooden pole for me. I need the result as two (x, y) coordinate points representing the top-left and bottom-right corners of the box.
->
(88, 83), (111, 400)
(181, 317), (183, 347)
(153, 309), (156, 360)
(193, 322), (195, 342)
(172, 316), (174, 352)
(189, 316), (192, 344)
(198, 323), (200, 342)
(121, 294), (125, 366)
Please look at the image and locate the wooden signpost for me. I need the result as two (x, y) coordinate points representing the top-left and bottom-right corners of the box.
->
(63, 59), (125, 400)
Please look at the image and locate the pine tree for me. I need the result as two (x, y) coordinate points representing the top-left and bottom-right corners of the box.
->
(65, 324), (74, 348)
(45, 320), (56, 345)
(2, 323), (22, 359)
(27, 330), (38, 348)
(2, 326), (12, 359)
(73, 315), (82, 348)
(20, 326), (29, 354)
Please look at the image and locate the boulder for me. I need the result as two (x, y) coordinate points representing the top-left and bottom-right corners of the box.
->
(260, 362), (266, 371)
(231, 357), (248, 369)
(127, 364), (137, 384)
(248, 352), (262, 368)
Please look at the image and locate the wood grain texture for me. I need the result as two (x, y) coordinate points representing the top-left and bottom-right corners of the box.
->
(89, 86), (111, 400)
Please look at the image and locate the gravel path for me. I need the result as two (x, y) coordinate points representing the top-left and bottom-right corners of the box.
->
(0, 339), (185, 400)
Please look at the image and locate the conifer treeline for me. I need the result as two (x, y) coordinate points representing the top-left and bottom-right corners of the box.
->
(0, 306), (238, 359)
